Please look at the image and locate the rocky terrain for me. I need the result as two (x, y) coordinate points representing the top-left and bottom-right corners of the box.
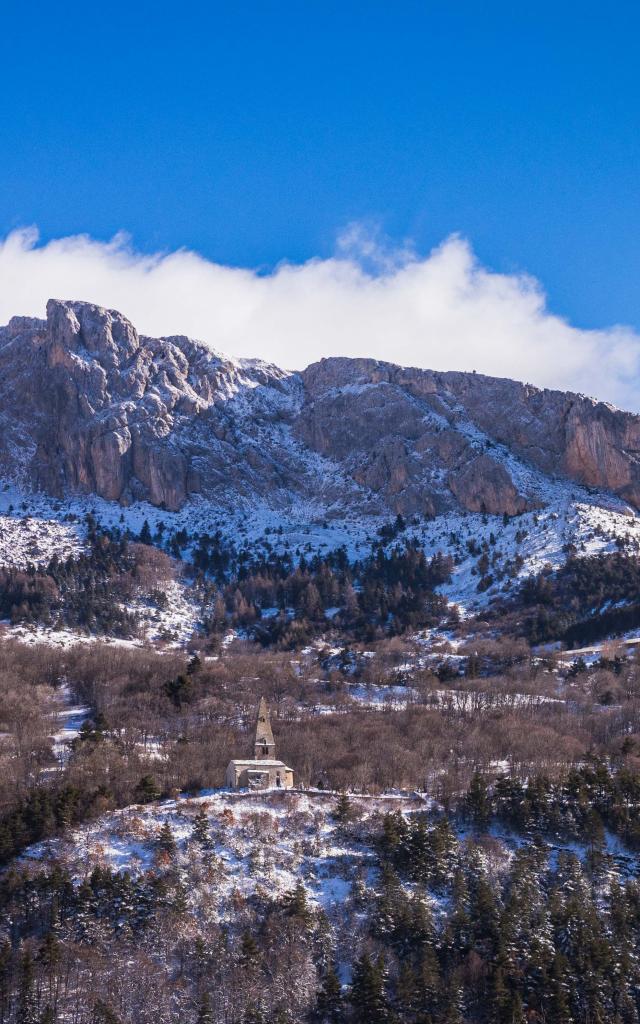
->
(2, 298), (640, 518)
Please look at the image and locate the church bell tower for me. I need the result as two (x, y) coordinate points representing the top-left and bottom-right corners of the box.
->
(254, 697), (276, 759)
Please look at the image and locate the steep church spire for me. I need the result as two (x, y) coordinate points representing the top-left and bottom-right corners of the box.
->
(255, 697), (276, 759)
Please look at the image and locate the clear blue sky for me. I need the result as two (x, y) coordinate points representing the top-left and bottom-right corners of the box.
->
(1, 0), (639, 330)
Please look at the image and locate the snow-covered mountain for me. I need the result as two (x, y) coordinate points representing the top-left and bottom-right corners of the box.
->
(2, 298), (640, 522)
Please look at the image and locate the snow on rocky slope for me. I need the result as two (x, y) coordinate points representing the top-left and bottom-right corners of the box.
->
(1, 298), (640, 631)
(4, 298), (640, 522)
(0, 464), (638, 640)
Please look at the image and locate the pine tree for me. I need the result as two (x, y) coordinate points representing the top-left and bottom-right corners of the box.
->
(134, 775), (160, 803)
(191, 808), (211, 848)
(240, 930), (259, 967)
(284, 879), (312, 926)
(439, 980), (464, 1024)
(157, 822), (177, 856)
(396, 961), (418, 1017)
(415, 945), (441, 1018)
(349, 954), (393, 1024)
(584, 808), (606, 877)
(467, 772), (491, 829)
(470, 865), (500, 958)
(92, 1002), (122, 1024)
(315, 965), (343, 1023)
(546, 953), (571, 1024)
(373, 863), (403, 938)
(17, 949), (37, 1024)
(408, 818), (432, 884)
(333, 792), (354, 824)
(449, 868), (471, 956)
(429, 817), (458, 888)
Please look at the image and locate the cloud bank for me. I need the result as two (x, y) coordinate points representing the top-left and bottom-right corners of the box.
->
(1, 225), (639, 410)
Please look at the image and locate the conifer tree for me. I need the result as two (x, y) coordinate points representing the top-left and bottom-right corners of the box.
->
(157, 822), (177, 856)
(191, 808), (211, 848)
(396, 962), (418, 1017)
(415, 944), (441, 1018)
(349, 954), (393, 1024)
(240, 930), (259, 967)
(333, 792), (354, 825)
(315, 966), (343, 1024)
(284, 879), (312, 926)
(439, 980), (464, 1024)
(466, 772), (491, 829)
(134, 775), (160, 803)
(92, 1002), (122, 1024)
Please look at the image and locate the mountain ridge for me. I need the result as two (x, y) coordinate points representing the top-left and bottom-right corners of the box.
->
(1, 297), (639, 519)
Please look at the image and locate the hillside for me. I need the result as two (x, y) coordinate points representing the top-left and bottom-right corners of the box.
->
(3, 301), (640, 1023)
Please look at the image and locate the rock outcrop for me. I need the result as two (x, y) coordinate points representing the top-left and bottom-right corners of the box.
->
(0, 299), (639, 518)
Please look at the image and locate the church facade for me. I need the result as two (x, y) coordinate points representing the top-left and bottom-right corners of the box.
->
(225, 698), (295, 790)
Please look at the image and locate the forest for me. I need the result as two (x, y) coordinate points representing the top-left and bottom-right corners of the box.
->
(2, 518), (640, 1021)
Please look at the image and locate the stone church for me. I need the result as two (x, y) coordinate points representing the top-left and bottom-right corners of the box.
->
(225, 698), (295, 790)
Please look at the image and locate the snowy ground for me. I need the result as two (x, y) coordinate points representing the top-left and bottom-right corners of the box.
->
(25, 790), (425, 922)
(0, 474), (639, 622)
(0, 507), (83, 568)
(51, 684), (91, 764)
(23, 788), (636, 928)
(132, 578), (201, 646)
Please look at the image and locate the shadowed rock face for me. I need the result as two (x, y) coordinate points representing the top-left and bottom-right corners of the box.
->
(0, 299), (639, 517)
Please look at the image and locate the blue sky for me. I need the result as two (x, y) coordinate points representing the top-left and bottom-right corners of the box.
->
(1, 2), (640, 406)
(2, 1), (639, 328)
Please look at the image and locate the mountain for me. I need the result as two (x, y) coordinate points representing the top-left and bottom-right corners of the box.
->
(1, 297), (640, 519)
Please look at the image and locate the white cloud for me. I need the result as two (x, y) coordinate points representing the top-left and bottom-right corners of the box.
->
(1, 225), (639, 410)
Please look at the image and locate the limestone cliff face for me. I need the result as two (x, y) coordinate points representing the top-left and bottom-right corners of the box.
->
(297, 358), (640, 515)
(0, 300), (298, 511)
(0, 301), (639, 518)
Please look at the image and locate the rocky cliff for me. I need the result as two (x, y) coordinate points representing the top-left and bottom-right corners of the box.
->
(1, 299), (639, 518)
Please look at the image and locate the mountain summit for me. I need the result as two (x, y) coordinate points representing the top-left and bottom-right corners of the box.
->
(1, 298), (639, 518)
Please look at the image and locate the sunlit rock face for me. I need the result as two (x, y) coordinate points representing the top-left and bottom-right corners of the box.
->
(0, 299), (639, 517)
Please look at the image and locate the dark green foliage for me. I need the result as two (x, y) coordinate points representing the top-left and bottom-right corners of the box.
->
(156, 822), (176, 856)
(315, 965), (342, 1023)
(0, 531), (141, 636)
(333, 793), (355, 825)
(165, 674), (194, 709)
(134, 775), (161, 804)
(191, 808), (211, 848)
(196, 992), (214, 1024)
(465, 772), (491, 830)
(282, 879), (312, 925)
(349, 954), (393, 1024)
(0, 784), (110, 867)
(92, 1000), (123, 1023)
(516, 552), (640, 645)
